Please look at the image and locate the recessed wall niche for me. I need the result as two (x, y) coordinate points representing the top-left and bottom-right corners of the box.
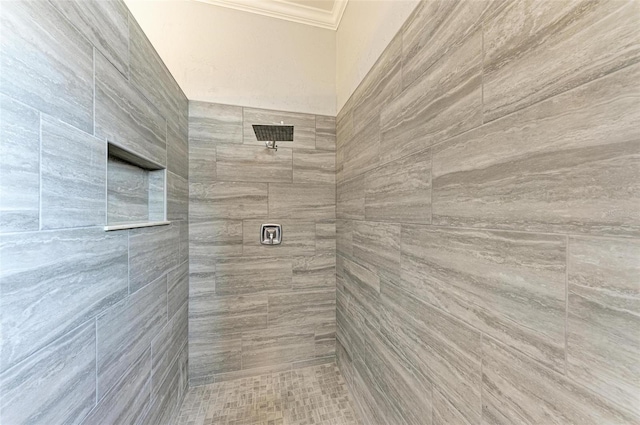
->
(105, 142), (168, 231)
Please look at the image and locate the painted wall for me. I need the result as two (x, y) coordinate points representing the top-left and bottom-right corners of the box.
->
(188, 100), (337, 385)
(0, 1), (189, 423)
(335, 0), (419, 112)
(125, 0), (336, 116)
(336, 0), (640, 424)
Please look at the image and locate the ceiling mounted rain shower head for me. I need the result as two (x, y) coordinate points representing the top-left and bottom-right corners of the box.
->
(252, 122), (294, 151)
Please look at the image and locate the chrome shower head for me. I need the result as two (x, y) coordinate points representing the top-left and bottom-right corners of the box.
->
(252, 123), (294, 151)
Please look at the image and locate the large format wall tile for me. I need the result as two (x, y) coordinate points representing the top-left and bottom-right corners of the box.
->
(433, 64), (640, 237)
(567, 237), (640, 417)
(97, 275), (167, 399)
(400, 225), (566, 371)
(41, 116), (106, 229)
(364, 149), (431, 224)
(167, 171), (188, 221)
(0, 95), (40, 232)
(293, 253), (336, 291)
(143, 346), (187, 425)
(190, 220), (243, 260)
(380, 30), (482, 165)
(0, 321), (96, 425)
(401, 0), (500, 88)
(167, 113), (189, 180)
(168, 262), (189, 320)
(217, 144), (293, 183)
(293, 149), (336, 184)
(190, 181), (268, 220)
(0, 0), (93, 133)
(241, 326), (316, 369)
(130, 16), (182, 132)
(242, 219), (315, 257)
(189, 333), (242, 382)
(380, 283), (482, 425)
(129, 224), (179, 293)
(269, 183), (335, 220)
(352, 221), (401, 288)
(315, 115), (336, 151)
(152, 305), (187, 400)
(482, 336), (639, 425)
(268, 291), (335, 328)
(50, 0), (129, 78)
(0, 229), (128, 371)
(483, 0), (640, 121)
(243, 108), (316, 149)
(82, 348), (151, 425)
(95, 51), (166, 166)
(337, 175), (365, 220)
(215, 257), (293, 295)
(189, 101), (243, 145)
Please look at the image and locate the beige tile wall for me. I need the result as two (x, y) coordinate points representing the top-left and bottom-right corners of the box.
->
(336, 0), (640, 424)
(188, 101), (337, 386)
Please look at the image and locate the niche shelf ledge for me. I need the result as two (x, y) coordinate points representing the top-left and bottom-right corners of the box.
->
(104, 220), (171, 232)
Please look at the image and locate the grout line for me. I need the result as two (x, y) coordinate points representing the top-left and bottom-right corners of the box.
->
(481, 22), (485, 125)
(38, 112), (42, 231)
(95, 317), (99, 406)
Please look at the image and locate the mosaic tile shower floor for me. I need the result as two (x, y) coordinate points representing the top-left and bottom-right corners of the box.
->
(173, 363), (363, 425)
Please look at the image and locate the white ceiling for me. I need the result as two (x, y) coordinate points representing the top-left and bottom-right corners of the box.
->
(194, 0), (348, 30)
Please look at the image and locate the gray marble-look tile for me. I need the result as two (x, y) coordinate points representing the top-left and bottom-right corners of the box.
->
(381, 30), (482, 165)
(167, 171), (188, 221)
(352, 221), (401, 288)
(189, 285), (268, 337)
(215, 257), (293, 295)
(483, 0), (640, 122)
(293, 149), (336, 184)
(50, 0), (129, 77)
(216, 144), (293, 183)
(243, 108), (316, 149)
(340, 254), (381, 331)
(0, 0), (93, 132)
(316, 115), (336, 151)
(41, 116), (106, 229)
(152, 304), (187, 400)
(189, 101), (243, 145)
(190, 182), (268, 221)
(567, 236), (640, 417)
(188, 132), (216, 184)
(352, 34), (402, 135)
(380, 282), (482, 425)
(341, 114), (380, 182)
(82, 348), (151, 425)
(189, 333), (242, 384)
(0, 321), (95, 425)
(316, 221), (336, 254)
(107, 155), (149, 224)
(432, 388), (473, 425)
(168, 262), (188, 320)
(400, 225), (566, 372)
(293, 253), (336, 291)
(336, 219), (353, 258)
(241, 326), (316, 370)
(268, 290), (335, 328)
(95, 51), (166, 166)
(269, 183), (335, 220)
(363, 329), (433, 425)
(432, 63), (640, 237)
(96, 274), (167, 399)
(242, 219), (315, 257)
(167, 115), (189, 180)
(129, 223), (179, 293)
(337, 175), (365, 220)
(314, 322), (336, 359)
(401, 0), (500, 88)
(482, 335), (640, 425)
(143, 345), (187, 425)
(178, 220), (189, 264)
(129, 15), (182, 132)
(0, 95), (40, 232)
(0, 228), (128, 371)
(190, 220), (243, 263)
(364, 148), (431, 224)
(211, 362), (292, 384)
(148, 169), (165, 221)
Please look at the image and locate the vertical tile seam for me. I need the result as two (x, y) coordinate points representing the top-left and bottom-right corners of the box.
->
(95, 316), (99, 406)
(38, 110), (43, 231)
(481, 22), (485, 125)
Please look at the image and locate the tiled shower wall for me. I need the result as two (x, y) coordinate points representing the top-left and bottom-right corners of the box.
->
(336, 0), (640, 424)
(188, 101), (337, 385)
(0, 1), (189, 424)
